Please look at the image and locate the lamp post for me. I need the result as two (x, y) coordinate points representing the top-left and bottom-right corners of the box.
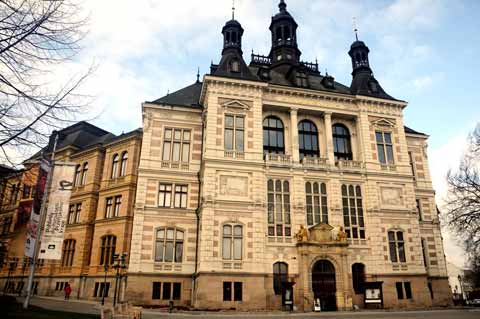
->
(3, 258), (16, 294)
(113, 253), (128, 306)
(101, 263), (109, 306)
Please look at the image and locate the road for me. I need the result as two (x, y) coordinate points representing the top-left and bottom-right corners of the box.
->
(17, 296), (480, 319)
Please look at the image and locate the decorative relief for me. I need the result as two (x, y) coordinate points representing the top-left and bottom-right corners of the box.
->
(219, 175), (248, 197)
(380, 187), (404, 207)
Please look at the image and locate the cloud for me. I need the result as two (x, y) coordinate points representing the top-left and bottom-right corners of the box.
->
(413, 75), (434, 89)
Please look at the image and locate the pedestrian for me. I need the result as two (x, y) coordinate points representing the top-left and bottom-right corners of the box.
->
(64, 282), (72, 300)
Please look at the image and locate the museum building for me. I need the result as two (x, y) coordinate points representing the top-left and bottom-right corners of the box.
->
(126, 0), (452, 311)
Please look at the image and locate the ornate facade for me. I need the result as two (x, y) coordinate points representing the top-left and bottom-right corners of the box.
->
(127, 1), (451, 311)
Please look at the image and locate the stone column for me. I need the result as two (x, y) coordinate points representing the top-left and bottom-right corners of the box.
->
(355, 115), (366, 163)
(324, 112), (335, 165)
(290, 108), (299, 163)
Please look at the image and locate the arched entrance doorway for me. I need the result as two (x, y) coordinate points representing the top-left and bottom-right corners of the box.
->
(312, 260), (337, 311)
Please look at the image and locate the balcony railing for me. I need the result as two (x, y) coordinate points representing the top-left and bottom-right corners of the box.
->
(161, 161), (189, 170)
(336, 160), (365, 170)
(301, 156), (328, 168)
(265, 153), (292, 164)
(224, 150), (245, 159)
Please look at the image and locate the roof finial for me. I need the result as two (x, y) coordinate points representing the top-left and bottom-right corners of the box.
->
(232, 0), (235, 20)
(196, 67), (200, 83)
(279, 0), (287, 12)
(353, 17), (359, 41)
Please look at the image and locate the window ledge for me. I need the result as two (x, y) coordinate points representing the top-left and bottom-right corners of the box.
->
(161, 161), (190, 170)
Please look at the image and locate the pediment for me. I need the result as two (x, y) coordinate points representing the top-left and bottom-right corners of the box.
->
(308, 223), (334, 243)
(372, 118), (395, 128)
(222, 100), (251, 110)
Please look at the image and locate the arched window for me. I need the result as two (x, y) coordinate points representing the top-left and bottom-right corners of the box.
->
(111, 154), (119, 178)
(305, 182), (328, 226)
(222, 224), (242, 260)
(263, 116), (285, 154)
(74, 164), (82, 186)
(333, 124), (352, 160)
(81, 162), (88, 185)
(120, 152), (128, 176)
(298, 120), (319, 159)
(352, 263), (366, 294)
(283, 26), (291, 41)
(61, 239), (76, 267)
(155, 228), (183, 263)
(273, 262), (288, 295)
(388, 230), (406, 263)
(100, 235), (116, 265)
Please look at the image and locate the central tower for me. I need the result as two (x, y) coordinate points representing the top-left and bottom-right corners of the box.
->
(269, 0), (301, 66)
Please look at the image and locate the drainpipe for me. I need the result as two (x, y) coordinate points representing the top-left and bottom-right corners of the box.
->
(192, 109), (205, 307)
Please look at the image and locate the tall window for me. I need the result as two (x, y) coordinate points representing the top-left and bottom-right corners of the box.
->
(152, 282), (181, 300)
(61, 239), (76, 267)
(267, 179), (291, 237)
(341, 185), (365, 239)
(222, 224), (242, 260)
(388, 231), (406, 263)
(305, 182), (328, 226)
(155, 228), (183, 263)
(396, 282), (412, 300)
(158, 184), (187, 209)
(120, 152), (128, 176)
(408, 151), (416, 178)
(416, 199), (423, 221)
(352, 263), (366, 294)
(100, 235), (116, 265)
(81, 162), (88, 185)
(223, 282), (242, 301)
(111, 154), (119, 178)
(105, 197), (113, 218)
(296, 72), (308, 87)
(298, 120), (319, 160)
(224, 115), (244, 152)
(162, 128), (191, 163)
(421, 238), (428, 268)
(113, 196), (121, 217)
(263, 116), (285, 154)
(68, 203), (81, 224)
(333, 124), (352, 160)
(74, 164), (82, 186)
(22, 185), (32, 199)
(376, 131), (394, 164)
(273, 262), (288, 295)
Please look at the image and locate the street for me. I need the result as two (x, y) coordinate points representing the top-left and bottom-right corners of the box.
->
(16, 296), (480, 319)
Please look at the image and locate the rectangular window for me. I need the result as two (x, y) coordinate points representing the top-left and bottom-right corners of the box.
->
(224, 115), (244, 152)
(223, 282), (232, 301)
(22, 185), (31, 199)
(68, 205), (75, 224)
(174, 185), (188, 209)
(75, 203), (81, 223)
(416, 199), (423, 221)
(428, 282), (434, 299)
(162, 282), (171, 300)
(389, 231), (406, 263)
(341, 185), (365, 239)
(376, 131), (394, 164)
(408, 151), (416, 179)
(95, 282), (110, 298)
(158, 183), (188, 209)
(113, 195), (122, 217)
(105, 197), (113, 218)
(172, 283), (181, 300)
(422, 238), (428, 268)
(233, 282), (243, 301)
(152, 282), (161, 300)
(162, 128), (191, 162)
(305, 182), (328, 226)
(267, 179), (291, 237)
(404, 282), (412, 299)
(222, 225), (242, 260)
(158, 184), (172, 207)
(396, 282), (404, 300)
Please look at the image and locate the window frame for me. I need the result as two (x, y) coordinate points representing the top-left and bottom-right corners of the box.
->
(388, 230), (406, 263)
(162, 128), (191, 163)
(332, 124), (353, 160)
(352, 263), (366, 294)
(273, 262), (288, 295)
(61, 239), (76, 267)
(222, 224), (243, 260)
(224, 114), (245, 153)
(263, 116), (285, 155)
(120, 151), (128, 176)
(81, 162), (88, 185)
(341, 184), (365, 239)
(111, 154), (119, 178)
(305, 181), (328, 226)
(154, 227), (184, 263)
(100, 235), (116, 266)
(157, 183), (188, 209)
(298, 120), (319, 160)
(376, 131), (394, 165)
(267, 179), (291, 237)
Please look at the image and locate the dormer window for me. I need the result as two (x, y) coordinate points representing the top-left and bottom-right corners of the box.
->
(230, 59), (240, 72)
(296, 72), (308, 87)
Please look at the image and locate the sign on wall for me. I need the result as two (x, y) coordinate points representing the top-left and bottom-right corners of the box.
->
(38, 162), (75, 260)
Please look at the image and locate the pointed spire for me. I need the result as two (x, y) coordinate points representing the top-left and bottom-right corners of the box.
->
(232, 0), (235, 20)
(196, 67), (200, 83)
(353, 17), (359, 41)
(279, 0), (287, 12)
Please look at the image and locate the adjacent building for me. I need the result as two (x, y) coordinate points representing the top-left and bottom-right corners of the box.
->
(127, 0), (452, 311)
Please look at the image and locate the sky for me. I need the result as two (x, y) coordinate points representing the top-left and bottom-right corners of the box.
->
(33, 0), (480, 267)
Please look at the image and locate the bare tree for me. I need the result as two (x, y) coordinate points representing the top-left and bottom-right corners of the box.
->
(0, 0), (92, 165)
(445, 124), (480, 276)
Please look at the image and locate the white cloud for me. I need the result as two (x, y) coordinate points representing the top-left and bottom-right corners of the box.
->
(413, 75), (434, 89)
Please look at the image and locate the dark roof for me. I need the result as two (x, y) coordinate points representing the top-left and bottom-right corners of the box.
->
(149, 82), (203, 108)
(404, 126), (427, 136)
(349, 71), (396, 101)
(0, 164), (19, 178)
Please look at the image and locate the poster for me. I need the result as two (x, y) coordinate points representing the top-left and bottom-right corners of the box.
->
(24, 160), (50, 258)
(38, 162), (75, 260)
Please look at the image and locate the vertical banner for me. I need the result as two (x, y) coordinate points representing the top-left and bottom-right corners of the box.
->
(25, 160), (50, 258)
(39, 162), (75, 260)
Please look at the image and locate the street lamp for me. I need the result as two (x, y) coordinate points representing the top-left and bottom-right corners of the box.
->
(101, 263), (109, 306)
(3, 258), (17, 295)
(112, 253), (128, 306)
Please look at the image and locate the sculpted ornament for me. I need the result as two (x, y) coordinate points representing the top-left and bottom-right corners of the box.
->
(336, 226), (347, 242)
(295, 225), (309, 242)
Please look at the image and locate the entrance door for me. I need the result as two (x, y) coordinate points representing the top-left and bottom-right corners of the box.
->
(312, 260), (337, 311)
